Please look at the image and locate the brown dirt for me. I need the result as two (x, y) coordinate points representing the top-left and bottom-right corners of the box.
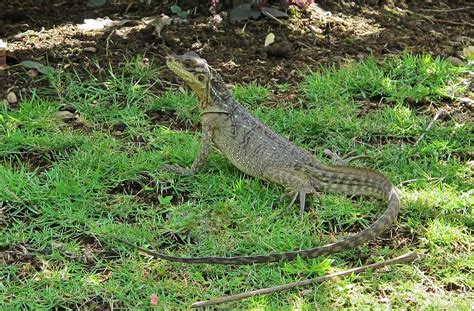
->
(0, 245), (44, 276)
(0, 145), (80, 172)
(1, 149), (59, 171)
(1, 0), (472, 101)
(108, 173), (190, 206)
(145, 109), (196, 130)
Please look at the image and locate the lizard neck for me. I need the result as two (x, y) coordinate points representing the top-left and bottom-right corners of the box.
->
(199, 73), (236, 115)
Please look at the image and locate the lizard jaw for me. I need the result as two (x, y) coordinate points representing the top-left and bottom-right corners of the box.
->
(166, 54), (210, 104)
(166, 57), (198, 85)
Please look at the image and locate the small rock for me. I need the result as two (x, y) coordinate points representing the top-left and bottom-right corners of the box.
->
(83, 46), (97, 53)
(7, 91), (17, 104)
(446, 56), (463, 66)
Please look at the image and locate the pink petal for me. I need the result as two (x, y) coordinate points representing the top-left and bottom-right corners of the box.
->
(150, 293), (159, 305)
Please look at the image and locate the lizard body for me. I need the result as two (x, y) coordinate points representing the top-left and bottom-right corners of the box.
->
(120, 52), (400, 264)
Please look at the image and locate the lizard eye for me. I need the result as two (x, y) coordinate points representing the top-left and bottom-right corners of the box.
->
(197, 74), (207, 82)
(183, 59), (193, 66)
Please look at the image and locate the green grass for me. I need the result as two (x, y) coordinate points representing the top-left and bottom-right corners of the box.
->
(1, 54), (472, 309)
(233, 81), (270, 106)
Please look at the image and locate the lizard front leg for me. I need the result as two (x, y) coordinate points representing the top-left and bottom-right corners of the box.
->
(163, 125), (211, 176)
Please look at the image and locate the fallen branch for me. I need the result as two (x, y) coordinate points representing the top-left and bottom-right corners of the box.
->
(190, 252), (417, 308)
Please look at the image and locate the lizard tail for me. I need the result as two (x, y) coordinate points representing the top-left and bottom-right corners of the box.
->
(116, 164), (400, 265)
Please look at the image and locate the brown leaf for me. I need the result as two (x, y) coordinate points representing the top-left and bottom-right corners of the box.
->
(7, 92), (18, 105)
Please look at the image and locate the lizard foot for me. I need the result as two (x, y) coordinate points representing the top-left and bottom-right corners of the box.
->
(284, 189), (322, 219)
(323, 149), (371, 165)
(162, 164), (193, 176)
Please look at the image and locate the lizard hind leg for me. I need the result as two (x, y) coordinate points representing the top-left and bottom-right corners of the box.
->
(264, 167), (320, 218)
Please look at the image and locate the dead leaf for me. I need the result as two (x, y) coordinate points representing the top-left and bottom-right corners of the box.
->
(56, 111), (75, 121)
(77, 18), (131, 31)
(230, 4), (261, 23)
(264, 33), (275, 47)
(462, 46), (474, 60)
(261, 7), (288, 18)
(7, 92), (17, 105)
(20, 60), (55, 75)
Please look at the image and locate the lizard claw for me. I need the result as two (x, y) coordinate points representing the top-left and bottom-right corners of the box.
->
(284, 189), (322, 219)
(284, 191), (299, 213)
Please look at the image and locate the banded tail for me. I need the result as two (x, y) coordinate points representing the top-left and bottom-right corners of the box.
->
(116, 165), (400, 265)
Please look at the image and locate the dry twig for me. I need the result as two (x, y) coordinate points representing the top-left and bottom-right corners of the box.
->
(261, 10), (286, 25)
(417, 7), (472, 13)
(190, 252), (417, 308)
(415, 108), (445, 145)
(105, 28), (117, 57)
(418, 14), (474, 27)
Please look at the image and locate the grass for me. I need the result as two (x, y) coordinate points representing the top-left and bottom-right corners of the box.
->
(1, 54), (472, 309)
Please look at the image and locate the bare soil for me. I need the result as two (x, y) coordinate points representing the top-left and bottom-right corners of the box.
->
(1, 0), (472, 98)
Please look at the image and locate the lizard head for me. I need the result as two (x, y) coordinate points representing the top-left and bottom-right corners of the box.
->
(166, 52), (211, 104)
